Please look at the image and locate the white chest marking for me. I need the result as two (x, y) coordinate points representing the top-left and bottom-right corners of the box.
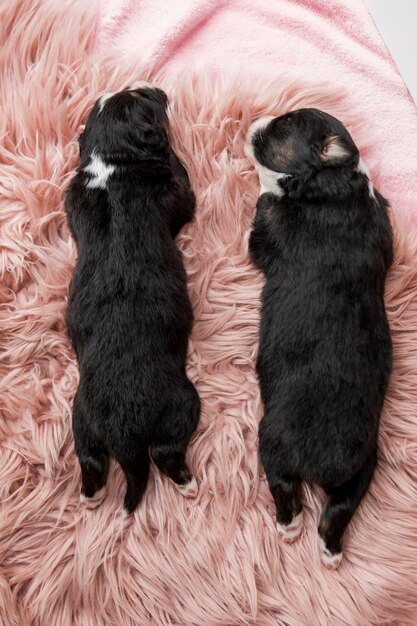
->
(84, 152), (115, 190)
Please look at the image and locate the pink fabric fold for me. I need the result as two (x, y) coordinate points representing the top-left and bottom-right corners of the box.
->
(98, 0), (417, 221)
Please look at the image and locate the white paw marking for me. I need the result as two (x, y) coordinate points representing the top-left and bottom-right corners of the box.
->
(356, 157), (376, 199)
(176, 476), (198, 498)
(276, 511), (303, 543)
(84, 151), (115, 190)
(98, 92), (115, 113)
(319, 537), (343, 569)
(80, 486), (106, 509)
(244, 116), (289, 198)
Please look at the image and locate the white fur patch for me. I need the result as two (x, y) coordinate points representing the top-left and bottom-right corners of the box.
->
(127, 80), (154, 91)
(257, 168), (288, 197)
(84, 152), (115, 190)
(80, 486), (106, 509)
(356, 157), (369, 176)
(244, 116), (289, 198)
(319, 537), (343, 570)
(276, 511), (304, 543)
(246, 116), (276, 143)
(176, 476), (198, 498)
(98, 92), (115, 113)
(98, 83), (154, 113)
(357, 157), (376, 199)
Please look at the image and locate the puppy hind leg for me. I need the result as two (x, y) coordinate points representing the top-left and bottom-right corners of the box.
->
(79, 455), (109, 508)
(119, 447), (150, 515)
(270, 476), (303, 543)
(261, 440), (303, 542)
(318, 449), (377, 569)
(151, 380), (200, 498)
(73, 401), (109, 508)
(150, 443), (198, 498)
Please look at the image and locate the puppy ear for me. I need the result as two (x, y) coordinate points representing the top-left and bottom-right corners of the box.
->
(320, 135), (357, 165)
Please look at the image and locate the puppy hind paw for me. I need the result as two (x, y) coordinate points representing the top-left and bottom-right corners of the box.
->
(120, 507), (131, 519)
(80, 486), (106, 509)
(319, 538), (343, 570)
(175, 476), (198, 498)
(276, 511), (304, 543)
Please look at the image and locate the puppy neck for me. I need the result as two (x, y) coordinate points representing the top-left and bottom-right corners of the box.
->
(246, 153), (290, 198)
(244, 127), (291, 198)
(82, 150), (171, 190)
(256, 163), (290, 197)
(282, 164), (373, 202)
(83, 151), (115, 190)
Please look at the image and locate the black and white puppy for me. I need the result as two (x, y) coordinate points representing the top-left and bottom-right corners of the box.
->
(65, 82), (200, 515)
(245, 109), (393, 568)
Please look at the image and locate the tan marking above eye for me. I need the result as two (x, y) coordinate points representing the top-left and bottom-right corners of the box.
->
(128, 90), (140, 98)
(271, 135), (295, 167)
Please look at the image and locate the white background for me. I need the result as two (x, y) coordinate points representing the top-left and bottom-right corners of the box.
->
(367, 0), (417, 103)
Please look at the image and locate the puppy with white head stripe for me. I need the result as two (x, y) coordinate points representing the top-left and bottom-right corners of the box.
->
(245, 116), (288, 197)
(246, 108), (393, 569)
(65, 84), (201, 515)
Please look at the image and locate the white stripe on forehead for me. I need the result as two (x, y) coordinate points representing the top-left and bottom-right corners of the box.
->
(244, 116), (276, 166)
(244, 116), (289, 198)
(97, 82), (155, 114)
(127, 80), (154, 90)
(98, 91), (115, 113)
(246, 115), (275, 145)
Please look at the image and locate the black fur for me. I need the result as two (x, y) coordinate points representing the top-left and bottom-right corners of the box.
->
(65, 86), (200, 513)
(249, 109), (393, 557)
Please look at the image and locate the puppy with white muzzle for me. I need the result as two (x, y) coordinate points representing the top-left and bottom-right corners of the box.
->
(65, 84), (200, 515)
(245, 109), (393, 568)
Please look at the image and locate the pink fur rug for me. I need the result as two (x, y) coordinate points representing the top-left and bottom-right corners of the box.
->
(1, 1), (417, 624)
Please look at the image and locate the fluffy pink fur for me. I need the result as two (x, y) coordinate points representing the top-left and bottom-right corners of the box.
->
(1, 1), (417, 624)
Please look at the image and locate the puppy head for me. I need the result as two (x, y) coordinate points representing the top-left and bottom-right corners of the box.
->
(79, 82), (170, 165)
(245, 108), (359, 181)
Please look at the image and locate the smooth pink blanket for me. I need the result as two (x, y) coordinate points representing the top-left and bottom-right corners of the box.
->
(98, 0), (417, 221)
